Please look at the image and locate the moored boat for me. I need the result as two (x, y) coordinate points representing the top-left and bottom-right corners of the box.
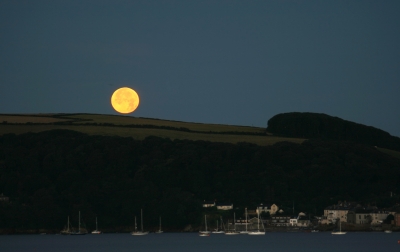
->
(331, 220), (346, 235)
(239, 208), (249, 234)
(71, 211), (88, 235)
(199, 215), (211, 236)
(155, 216), (163, 234)
(131, 209), (149, 236)
(225, 213), (239, 235)
(60, 216), (72, 235)
(91, 216), (102, 234)
(212, 218), (225, 234)
(248, 210), (265, 235)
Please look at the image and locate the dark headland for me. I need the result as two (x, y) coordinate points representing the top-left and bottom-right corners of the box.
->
(0, 112), (399, 234)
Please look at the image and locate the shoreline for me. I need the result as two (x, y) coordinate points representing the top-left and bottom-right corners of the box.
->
(1, 227), (399, 235)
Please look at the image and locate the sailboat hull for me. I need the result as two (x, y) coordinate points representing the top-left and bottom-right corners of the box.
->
(248, 231), (265, 235)
(131, 232), (149, 235)
(199, 215), (210, 235)
(225, 231), (240, 235)
(331, 220), (346, 235)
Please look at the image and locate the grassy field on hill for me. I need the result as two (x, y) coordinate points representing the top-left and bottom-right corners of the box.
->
(376, 147), (400, 160)
(0, 114), (305, 146)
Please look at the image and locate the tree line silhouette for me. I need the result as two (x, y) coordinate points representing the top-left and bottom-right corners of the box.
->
(0, 127), (399, 233)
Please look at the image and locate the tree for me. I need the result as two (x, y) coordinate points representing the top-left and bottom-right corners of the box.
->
(384, 214), (394, 224)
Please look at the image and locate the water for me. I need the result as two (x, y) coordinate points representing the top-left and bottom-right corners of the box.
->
(0, 232), (399, 252)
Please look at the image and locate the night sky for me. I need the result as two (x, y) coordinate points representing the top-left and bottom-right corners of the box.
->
(1, 0), (399, 137)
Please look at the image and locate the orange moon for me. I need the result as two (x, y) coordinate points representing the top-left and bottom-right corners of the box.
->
(111, 87), (140, 114)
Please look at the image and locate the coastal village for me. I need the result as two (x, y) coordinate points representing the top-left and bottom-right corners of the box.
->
(2, 191), (400, 233)
(202, 200), (400, 232)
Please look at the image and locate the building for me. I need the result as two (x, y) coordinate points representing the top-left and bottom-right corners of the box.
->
(395, 213), (400, 226)
(297, 215), (311, 227)
(347, 206), (390, 225)
(288, 213), (311, 227)
(369, 211), (390, 225)
(202, 201), (215, 208)
(271, 216), (290, 226)
(324, 202), (357, 223)
(347, 212), (372, 225)
(257, 203), (279, 215)
(216, 203), (233, 210)
(289, 218), (298, 226)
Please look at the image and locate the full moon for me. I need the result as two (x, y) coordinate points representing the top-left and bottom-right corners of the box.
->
(111, 87), (140, 114)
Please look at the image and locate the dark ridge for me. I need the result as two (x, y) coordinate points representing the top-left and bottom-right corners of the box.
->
(267, 112), (400, 151)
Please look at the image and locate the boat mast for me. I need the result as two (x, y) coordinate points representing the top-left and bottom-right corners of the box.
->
(234, 212), (236, 231)
(205, 215), (207, 232)
(79, 211), (81, 233)
(135, 216), (137, 232)
(245, 208), (248, 232)
(141, 209), (143, 232)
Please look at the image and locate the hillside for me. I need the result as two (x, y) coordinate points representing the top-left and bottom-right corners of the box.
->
(0, 129), (399, 233)
(0, 113), (399, 233)
(267, 112), (400, 151)
(0, 113), (305, 146)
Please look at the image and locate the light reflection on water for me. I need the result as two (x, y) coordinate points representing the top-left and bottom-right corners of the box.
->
(0, 232), (398, 252)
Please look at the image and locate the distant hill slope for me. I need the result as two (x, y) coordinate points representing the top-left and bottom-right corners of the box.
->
(267, 112), (400, 151)
(0, 113), (305, 146)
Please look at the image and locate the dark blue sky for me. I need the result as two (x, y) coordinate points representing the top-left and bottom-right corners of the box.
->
(1, 0), (399, 136)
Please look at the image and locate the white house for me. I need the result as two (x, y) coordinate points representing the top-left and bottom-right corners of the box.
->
(216, 203), (233, 210)
(289, 213), (308, 227)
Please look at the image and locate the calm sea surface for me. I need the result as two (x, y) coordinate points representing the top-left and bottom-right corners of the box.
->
(0, 232), (399, 252)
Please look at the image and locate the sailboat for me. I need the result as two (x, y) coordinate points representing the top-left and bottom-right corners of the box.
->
(248, 210), (265, 235)
(71, 211), (87, 235)
(155, 216), (163, 233)
(60, 216), (72, 235)
(212, 217), (225, 234)
(199, 215), (210, 236)
(91, 216), (102, 234)
(331, 219), (346, 235)
(131, 209), (149, 235)
(225, 213), (239, 235)
(240, 208), (249, 234)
